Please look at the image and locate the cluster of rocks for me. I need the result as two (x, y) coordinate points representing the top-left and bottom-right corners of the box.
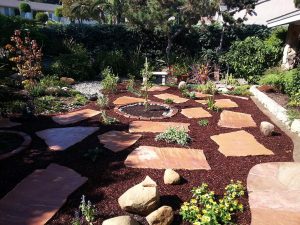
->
(103, 170), (181, 225)
(72, 81), (103, 101)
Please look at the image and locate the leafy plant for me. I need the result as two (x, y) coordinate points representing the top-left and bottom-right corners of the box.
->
(19, 3), (31, 13)
(198, 119), (209, 127)
(227, 85), (251, 96)
(164, 98), (174, 104)
(206, 97), (220, 112)
(155, 127), (191, 146)
(100, 110), (118, 125)
(97, 95), (109, 109)
(101, 67), (119, 94)
(171, 63), (189, 77)
(182, 89), (196, 99)
(196, 81), (217, 95)
(126, 75), (142, 97)
(78, 195), (96, 225)
(259, 73), (283, 91)
(35, 12), (49, 23)
(84, 147), (104, 162)
(287, 108), (300, 123)
(288, 92), (300, 107)
(74, 94), (88, 106)
(141, 57), (152, 110)
(180, 180), (245, 225)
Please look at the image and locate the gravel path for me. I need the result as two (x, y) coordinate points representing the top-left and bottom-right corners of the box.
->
(72, 81), (103, 98)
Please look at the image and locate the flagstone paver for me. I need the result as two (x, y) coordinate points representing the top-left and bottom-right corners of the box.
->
(36, 126), (99, 151)
(0, 164), (87, 225)
(154, 93), (189, 104)
(98, 131), (142, 152)
(0, 118), (21, 128)
(129, 121), (190, 133)
(214, 99), (238, 108)
(181, 107), (212, 119)
(148, 86), (170, 92)
(52, 109), (100, 125)
(113, 96), (145, 105)
(194, 92), (212, 99)
(218, 110), (257, 128)
(125, 146), (211, 170)
(248, 162), (300, 225)
(211, 130), (273, 156)
(222, 94), (249, 100)
(195, 100), (207, 105)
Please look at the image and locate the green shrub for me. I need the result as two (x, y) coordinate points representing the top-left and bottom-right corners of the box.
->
(19, 2), (31, 13)
(207, 97), (220, 112)
(283, 69), (300, 96)
(198, 119), (209, 126)
(182, 89), (196, 99)
(100, 110), (118, 125)
(287, 109), (300, 123)
(164, 98), (174, 104)
(180, 180), (245, 225)
(288, 92), (300, 107)
(228, 85), (252, 96)
(74, 94), (88, 106)
(101, 67), (119, 93)
(33, 96), (64, 114)
(54, 7), (63, 18)
(3, 100), (27, 114)
(259, 73), (283, 90)
(35, 12), (48, 23)
(155, 127), (191, 146)
(97, 95), (109, 109)
(196, 81), (217, 95)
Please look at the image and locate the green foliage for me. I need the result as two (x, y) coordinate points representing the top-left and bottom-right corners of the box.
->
(33, 96), (64, 114)
(100, 110), (118, 125)
(54, 7), (63, 18)
(101, 67), (119, 93)
(283, 69), (300, 96)
(97, 95), (109, 109)
(198, 119), (209, 127)
(182, 89), (196, 99)
(288, 92), (300, 107)
(196, 81), (217, 95)
(207, 97), (220, 112)
(172, 63), (190, 77)
(126, 76), (142, 96)
(141, 58), (152, 109)
(78, 195), (96, 225)
(180, 180), (245, 225)
(259, 73), (283, 90)
(74, 94), (88, 105)
(155, 127), (191, 146)
(287, 109), (300, 123)
(84, 147), (105, 162)
(228, 85), (251, 96)
(35, 12), (49, 23)
(2, 100), (27, 114)
(19, 2), (31, 13)
(164, 98), (174, 104)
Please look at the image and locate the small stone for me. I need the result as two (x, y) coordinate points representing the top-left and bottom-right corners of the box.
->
(60, 77), (75, 85)
(178, 81), (187, 90)
(291, 119), (300, 134)
(164, 169), (181, 185)
(88, 94), (98, 101)
(102, 216), (139, 225)
(146, 206), (174, 225)
(260, 121), (275, 136)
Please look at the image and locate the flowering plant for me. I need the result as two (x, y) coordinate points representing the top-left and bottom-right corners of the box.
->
(191, 64), (210, 84)
(180, 180), (245, 225)
(5, 30), (43, 82)
(170, 63), (189, 77)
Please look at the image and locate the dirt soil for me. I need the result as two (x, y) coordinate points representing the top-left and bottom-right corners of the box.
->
(0, 83), (294, 225)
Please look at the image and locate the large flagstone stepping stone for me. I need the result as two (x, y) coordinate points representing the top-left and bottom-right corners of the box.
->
(194, 92), (212, 99)
(195, 100), (207, 105)
(52, 109), (100, 125)
(125, 146), (211, 170)
(129, 121), (190, 133)
(218, 110), (256, 128)
(0, 163), (87, 225)
(181, 107), (212, 119)
(214, 99), (238, 108)
(154, 93), (188, 104)
(211, 130), (273, 156)
(98, 131), (142, 152)
(148, 86), (170, 92)
(36, 126), (99, 151)
(248, 162), (300, 225)
(113, 96), (145, 105)
(0, 118), (21, 128)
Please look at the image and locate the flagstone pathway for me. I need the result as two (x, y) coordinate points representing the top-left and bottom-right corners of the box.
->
(248, 162), (300, 225)
(52, 109), (100, 125)
(181, 107), (212, 119)
(0, 164), (87, 225)
(113, 96), (145, 105)
(214, 99), (238, 108)
(148, 86), (170, 92)
(98, 131), (142, 153)
(195, 100), (207, 104)
(211, 130), (273, 156)
(125, 146), (211, 170)
(218, 110), (257, 128)
(154, 93), (189, 104)
(129, 121), (190, 133)
(194, 92), (212, 99)
(0, 118), (21, 128)
(36, 126), (99, 151)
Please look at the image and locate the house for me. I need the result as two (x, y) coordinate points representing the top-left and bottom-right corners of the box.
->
(0, 0), (65, 23)
(235, 0), (300, 69)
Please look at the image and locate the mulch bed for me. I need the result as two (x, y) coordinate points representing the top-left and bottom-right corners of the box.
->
(0, 132), (24, 155)
(0, 83), (294, 225)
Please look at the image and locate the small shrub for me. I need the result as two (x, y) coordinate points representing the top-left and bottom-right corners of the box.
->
(180, 180), (245, 225)
(207, 97), (220, 112)
(126, 75), (142, 97)
(76, 195), (96, 225)
(182, 89), (196, 99)
(35, 12), (48, 23)
(196, 81), (217, 95)
(198, 119), (209, 126)
(97, 95), (109, 109)
(259, 73), (283, 90)
(33, 96), (64, 114)
(287, 108), (300, 123)
(19, 3), (31, 13)
(155, 127), (191, 146)
(74, 94), (88, 106)
(288, 92), (300, 107)
(228, 85), (251, 96)
(282, 69), (300, 96)
(101, 67), (119, 94)
(100, 110), (118, 125)
(164, 98), (174, 104)
(3, 100), (27, 114)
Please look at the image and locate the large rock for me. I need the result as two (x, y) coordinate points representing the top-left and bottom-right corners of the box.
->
(178, 81), (187, 90)
(164, 169), (181, 185)
(146, 206), (174, 225)
(118, 176), (160, 215)
(60, 77), (75, 85)
(102, 216), (139, 225)
(260, 121), (275, 136)
(291, 119), (300, 134)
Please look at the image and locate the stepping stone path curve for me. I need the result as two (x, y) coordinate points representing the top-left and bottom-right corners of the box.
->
(248, 162), (300, 225)
(181, 107), (212, 119)
(214, 99), (238, 108)
(125, 146), (211, 170)
(129, 121), (190, 133)
(0, 164), (87, 225)
(211, 130), (273, 156)
(52, 109), (100, 125)
(0, 118), (21, 128)
(154, 93), (189, 104)
(218, 110), (256, 128)
(36, 126), (99, 151)
(98, 131), (142, 152)
(113, 96), (145, 105)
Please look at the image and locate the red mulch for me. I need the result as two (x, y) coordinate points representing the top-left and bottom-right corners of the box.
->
(0, 84), (294, 225)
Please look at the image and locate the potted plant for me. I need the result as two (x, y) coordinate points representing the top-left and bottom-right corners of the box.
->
(170, 63), (190, 83)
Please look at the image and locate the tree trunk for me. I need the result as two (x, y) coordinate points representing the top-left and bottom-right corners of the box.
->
(165, 28), (184, 66)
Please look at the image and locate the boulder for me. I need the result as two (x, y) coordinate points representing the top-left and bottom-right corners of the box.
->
(118, 176), (160, 215)
(146, 206), (174, 225)
(178, 81), (187, 90)
(260, 121), (275, 136)
(291, 119), (300, 134)
(102, 216), (139, 225)
(60, 77), (75, 85)
(163, 169), (181, 185)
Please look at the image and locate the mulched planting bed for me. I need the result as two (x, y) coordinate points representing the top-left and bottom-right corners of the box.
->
(0, 132), (24, 155)
(0, 83), (294, 225)
(120, 103), (170, 118)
